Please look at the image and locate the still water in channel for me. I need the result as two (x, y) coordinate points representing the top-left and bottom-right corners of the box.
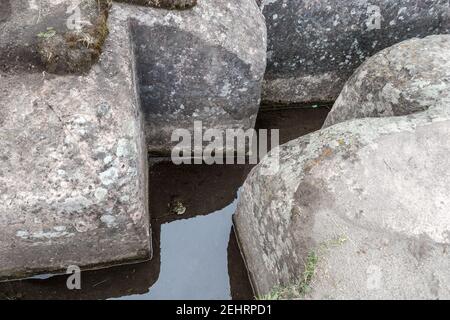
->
(0, 107), (329, 300)
(119, 198), (240, 300)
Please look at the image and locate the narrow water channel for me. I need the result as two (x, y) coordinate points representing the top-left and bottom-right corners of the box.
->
(0, 106), (330, 300)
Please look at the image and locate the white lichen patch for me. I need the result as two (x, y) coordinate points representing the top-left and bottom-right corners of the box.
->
(116, 138), (136, 158)
(94, 187), (108, 202)
(99, 167), (119, 186)
(17, 226), (73, 240)
(100, 215), (117, 228)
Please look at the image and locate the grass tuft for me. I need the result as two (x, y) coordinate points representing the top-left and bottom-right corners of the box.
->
(257, 251), (319, 300)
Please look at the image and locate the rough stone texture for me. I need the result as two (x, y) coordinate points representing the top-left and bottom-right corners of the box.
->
(0, 0), (110, 74)
(324, 35), (450, 127)
(0, 226), (161, 299)
(234, 36), (450, 298)
(112, 1), (266, 155)
(235, 100), (450, 299)
(261, 0), (450, 105)
(0, 8), (151, 281)
(115, 0), (197, 10)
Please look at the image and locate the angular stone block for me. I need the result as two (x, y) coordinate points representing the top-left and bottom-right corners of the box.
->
(0, 9), (151, 281)
(114, 0), (267, 155)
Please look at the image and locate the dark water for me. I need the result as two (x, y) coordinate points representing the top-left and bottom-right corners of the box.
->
(0, 106), (329, 300)
(117, 194), (243, 300)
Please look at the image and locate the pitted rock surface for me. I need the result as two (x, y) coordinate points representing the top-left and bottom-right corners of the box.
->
(0, 9), (151, 280)
(261, 0), (450, 105)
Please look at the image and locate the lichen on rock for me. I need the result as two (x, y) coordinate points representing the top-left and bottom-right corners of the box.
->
(0, 7), (151, 281)
(323, 35), (450, 128)
(234, 35), (450, 299)
(261, 0), (450, 105)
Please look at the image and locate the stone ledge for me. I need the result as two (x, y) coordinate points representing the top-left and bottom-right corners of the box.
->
(0, 9), (151, 281)
(115, 0), (197, 10)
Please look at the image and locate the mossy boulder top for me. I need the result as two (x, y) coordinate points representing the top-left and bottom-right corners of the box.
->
(0, 0), (110, 74)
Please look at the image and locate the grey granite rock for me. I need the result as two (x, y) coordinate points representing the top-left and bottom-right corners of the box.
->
(235, 100), (450, 299)
(113, 0), (267, 155)
(234, 36), (450, 298)
(324, 35), (450, 127)
(115, 0), (197, 10)
(261, 0), (450, 105)
(0, 8), (151, 281)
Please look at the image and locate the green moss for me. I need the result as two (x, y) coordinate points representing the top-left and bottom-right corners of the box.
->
(257, 236), (348, 300)
(298, 251), (318, 294)
(37, 27), (57, 39)
(257, 251), (319, 300)
(36, 0), (111, 74)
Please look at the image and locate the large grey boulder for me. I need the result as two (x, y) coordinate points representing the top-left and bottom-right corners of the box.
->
(0, 8), (151, 281)
(114, 0), (267, 155)
(234, 37), (450, 299)
(261, 0), (450, 105)
(235, 101), (450, 299)
(324, 35), (450, 127)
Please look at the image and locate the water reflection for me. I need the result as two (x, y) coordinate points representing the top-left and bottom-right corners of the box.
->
(121, 200), (238, 300)
(0, 163), (254, 300)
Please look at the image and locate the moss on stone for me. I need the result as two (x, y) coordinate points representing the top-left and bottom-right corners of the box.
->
(115, 0), (197, 10)
(257, 251), (319, 300)
(257, 236), (349, 300)
(36, 0), (111, 74)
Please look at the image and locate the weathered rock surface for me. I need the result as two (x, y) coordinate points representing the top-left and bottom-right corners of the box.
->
(0, 0), (111, 74)
(0, 226), (161, 299)
(114, 0), (267, 155)
(115, 0), (197, 10)
(234, 37), (450, 298)
(2, 0), (266, 155)
(324, 35), (450, 127)
(235, 101), (450, 299)
(0, 9), (151, 281)
(261, 0), (450, 105)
